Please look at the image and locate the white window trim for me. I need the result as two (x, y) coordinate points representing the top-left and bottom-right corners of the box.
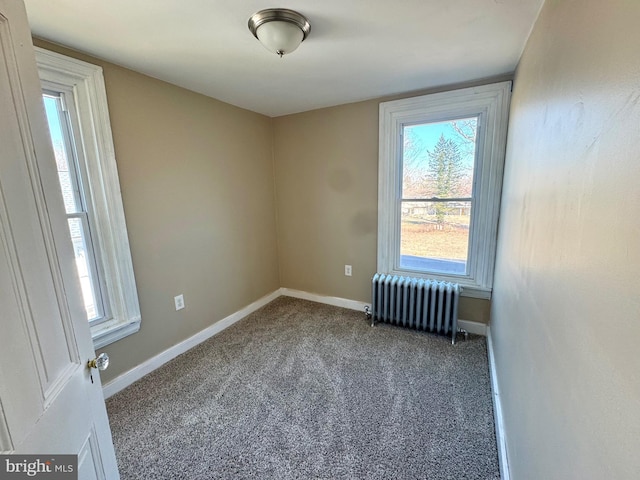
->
(378, 81), (511, 299)
(35, 47), (141, 347)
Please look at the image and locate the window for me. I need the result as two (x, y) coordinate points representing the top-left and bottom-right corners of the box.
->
(36, 47), (141, 347)
(378, 82), (511, 299)
(43, 92), (108, 323)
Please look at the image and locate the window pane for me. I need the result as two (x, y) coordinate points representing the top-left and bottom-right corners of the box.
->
(67, 217), (101, 321)
(400, 201), (471, 275)
(43, 95), (80, 214)
(402, 118), (477, 199)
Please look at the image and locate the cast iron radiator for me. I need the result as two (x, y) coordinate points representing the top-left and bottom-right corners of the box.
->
(368, 273), (461, 344)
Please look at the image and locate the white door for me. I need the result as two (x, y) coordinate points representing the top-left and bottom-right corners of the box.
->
(0, 1), (119, 478)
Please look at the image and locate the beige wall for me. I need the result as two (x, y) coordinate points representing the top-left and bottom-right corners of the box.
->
(33, 40), (280, 384)
(273, 101), (379, 302)
(273, 95), (493, 324)
(491, 0), (640, 478)
(34, 37), (499, 388)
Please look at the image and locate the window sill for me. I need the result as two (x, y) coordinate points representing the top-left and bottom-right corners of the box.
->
(91, 317), (140, 349)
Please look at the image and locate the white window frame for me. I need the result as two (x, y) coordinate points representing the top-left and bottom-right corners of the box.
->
(378, 82), (511, 299)
(42, 88), (111, 323)
(35, 47), (141, 347)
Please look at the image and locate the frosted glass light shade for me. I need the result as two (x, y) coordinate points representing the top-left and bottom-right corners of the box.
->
(256, 21), (304, 56)
(248, 9), (310, 57)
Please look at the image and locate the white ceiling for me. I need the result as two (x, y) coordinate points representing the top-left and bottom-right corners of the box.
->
(24, 0), (544, 117)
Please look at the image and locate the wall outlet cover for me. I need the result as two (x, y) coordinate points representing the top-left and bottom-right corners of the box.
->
(174, 294), (185, 311)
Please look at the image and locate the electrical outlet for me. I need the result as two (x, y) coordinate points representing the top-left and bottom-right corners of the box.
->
(174, 294), (185, 311)
(345, 265), (352, 276)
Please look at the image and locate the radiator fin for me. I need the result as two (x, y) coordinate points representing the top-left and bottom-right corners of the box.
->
(371, 273), (461, 344)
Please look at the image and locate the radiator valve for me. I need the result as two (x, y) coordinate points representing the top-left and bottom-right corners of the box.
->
(457, 328), (469, 341)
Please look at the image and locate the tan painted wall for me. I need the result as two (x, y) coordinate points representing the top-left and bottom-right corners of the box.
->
(33, 39), (499, 389)
(33, 40), (280, 384)
(491, 0), (640, 478)
(273, 95), (493, 324)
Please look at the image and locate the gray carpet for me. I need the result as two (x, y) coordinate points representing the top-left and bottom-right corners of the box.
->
(106, 297), (499, 479)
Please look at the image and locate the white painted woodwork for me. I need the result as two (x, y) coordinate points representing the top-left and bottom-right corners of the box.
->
(35, 47), (142, 349)
(0, 1), (119, 477)
(77, 431), (104, 480)
(378, 82), (511, 298)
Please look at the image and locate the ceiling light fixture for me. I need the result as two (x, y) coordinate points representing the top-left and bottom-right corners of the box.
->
(248, 8), (310, 58)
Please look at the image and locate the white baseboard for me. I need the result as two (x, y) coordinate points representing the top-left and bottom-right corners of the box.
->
(102, 289), (281, 399)
(279, 288), (369, 312)
(280, 289), (487, 337)
(486, 326), (510, 480)
(458, 319), (487, 336)
(103, 287), (489, 399)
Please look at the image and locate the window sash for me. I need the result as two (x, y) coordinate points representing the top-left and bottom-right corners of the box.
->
(396, 113), (485, 282)
(44, 90), (112, 324)
(401, 197), (473, 202)
(397, 116), (478, 277)
(66, 212), (107, 323)
(398, 199), (474, 276)
(396, 200), (477, 279)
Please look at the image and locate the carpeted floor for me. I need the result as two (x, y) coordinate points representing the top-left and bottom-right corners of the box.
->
(106, 296), (499, 479)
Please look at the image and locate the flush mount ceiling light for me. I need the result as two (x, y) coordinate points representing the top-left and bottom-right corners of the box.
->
(248, 8), (310, 58)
